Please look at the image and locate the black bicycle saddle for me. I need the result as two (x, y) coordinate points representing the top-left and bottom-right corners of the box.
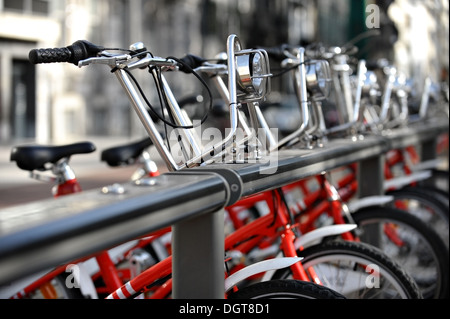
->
(10, 141), (96, 171)
(101, 138), (154, 167)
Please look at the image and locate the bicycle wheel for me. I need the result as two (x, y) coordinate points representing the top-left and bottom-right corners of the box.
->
(409, 182), (449, 211)
(227, 279), (346, 299)
(272, 240), (422, 299)
(387, 186), (449, 250)
(419, 169), (449, 195)
(352, 206), (449, 299)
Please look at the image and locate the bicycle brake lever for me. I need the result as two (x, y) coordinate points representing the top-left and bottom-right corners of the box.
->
(194, 63), (228, 76)
(77, 53), (131, 68)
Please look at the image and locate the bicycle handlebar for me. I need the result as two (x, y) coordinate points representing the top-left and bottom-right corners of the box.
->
(29, 40), (105, 65)
(177, 54), (208, 72)
(29, 41), (213, 73)
(27, 35), (274, 172)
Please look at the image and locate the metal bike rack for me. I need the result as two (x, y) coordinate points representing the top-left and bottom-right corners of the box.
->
(0, 119), (448, 298)
(0, 172), (230, 298)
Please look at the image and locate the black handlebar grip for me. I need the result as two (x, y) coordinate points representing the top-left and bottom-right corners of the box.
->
(178, 54), (208, 73)
(29, 47), (72, 64)
(366, 59), (390, 71)
(262, 46), (289, 61)
(259, 44), (304, 62)
(29, 40), (104, 65)
(365, 60), (379, 71)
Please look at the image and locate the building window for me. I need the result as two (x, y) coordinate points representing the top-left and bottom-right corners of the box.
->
(2, 0), (50, 15)
(4, 0), (25, 11)
(10, 59), (36, 139)
(31, 0), (49, 14)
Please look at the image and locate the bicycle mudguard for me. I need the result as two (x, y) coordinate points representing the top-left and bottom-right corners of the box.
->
(259, 224), (358, 283)
(294, 224), (357, 250)
(224, 257), (303, 293)
(347, 195), (394, 213)
(383, 170), (432, 190)
(410, 159), (445, 172)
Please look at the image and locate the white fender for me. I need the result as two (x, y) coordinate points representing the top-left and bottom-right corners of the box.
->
(224, 257), (303, 293)
(411, 159), (443, 172)
(260, 224), (358, 282)
(294, 224), (357, 250)
(347, 195), (394, 213)
(384, 170), (432, 190)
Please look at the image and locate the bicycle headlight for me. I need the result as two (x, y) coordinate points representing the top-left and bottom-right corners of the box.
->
(305, 60), (331, 100)
(235, 49), (272, 102)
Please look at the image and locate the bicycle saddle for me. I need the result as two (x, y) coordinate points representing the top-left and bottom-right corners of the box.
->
(101, 138), (154, 167)
(10, 142), (96, 171)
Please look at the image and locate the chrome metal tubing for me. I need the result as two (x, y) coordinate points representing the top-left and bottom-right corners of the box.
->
(273, 47), (309, 151)
(153, 71), (203, 160)
(115, 68), (180, 171)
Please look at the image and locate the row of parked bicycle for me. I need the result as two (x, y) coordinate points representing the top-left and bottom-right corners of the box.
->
(3, 32), (449, 299)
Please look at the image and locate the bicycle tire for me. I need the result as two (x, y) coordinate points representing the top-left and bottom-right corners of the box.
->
(352, 206), (449, 299)
(417, 185), (449, 211)
(406, 183), (449, 211)
(388, 186), (449, 221)
(272, 240), (422, 299)
(387, 186), (449, 249)
(227, 279), (346, 299)
(419, 169), (449, 195)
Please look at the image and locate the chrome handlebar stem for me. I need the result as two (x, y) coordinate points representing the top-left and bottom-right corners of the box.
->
(97, 35), (273, 171)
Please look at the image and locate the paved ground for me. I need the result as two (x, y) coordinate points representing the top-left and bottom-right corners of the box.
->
(0, 137), (167, 210)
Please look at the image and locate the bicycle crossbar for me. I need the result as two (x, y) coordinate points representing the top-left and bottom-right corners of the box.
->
(0, 119), (448, 297)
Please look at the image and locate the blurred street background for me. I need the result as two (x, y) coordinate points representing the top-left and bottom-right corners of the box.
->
(1, 0), (448, 208)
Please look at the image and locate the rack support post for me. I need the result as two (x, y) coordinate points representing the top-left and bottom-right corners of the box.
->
(172, 209), (225, 299)
(357, 154), (385, 197)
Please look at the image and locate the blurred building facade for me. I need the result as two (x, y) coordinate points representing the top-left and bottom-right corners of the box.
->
(0, 0), (448, 144)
